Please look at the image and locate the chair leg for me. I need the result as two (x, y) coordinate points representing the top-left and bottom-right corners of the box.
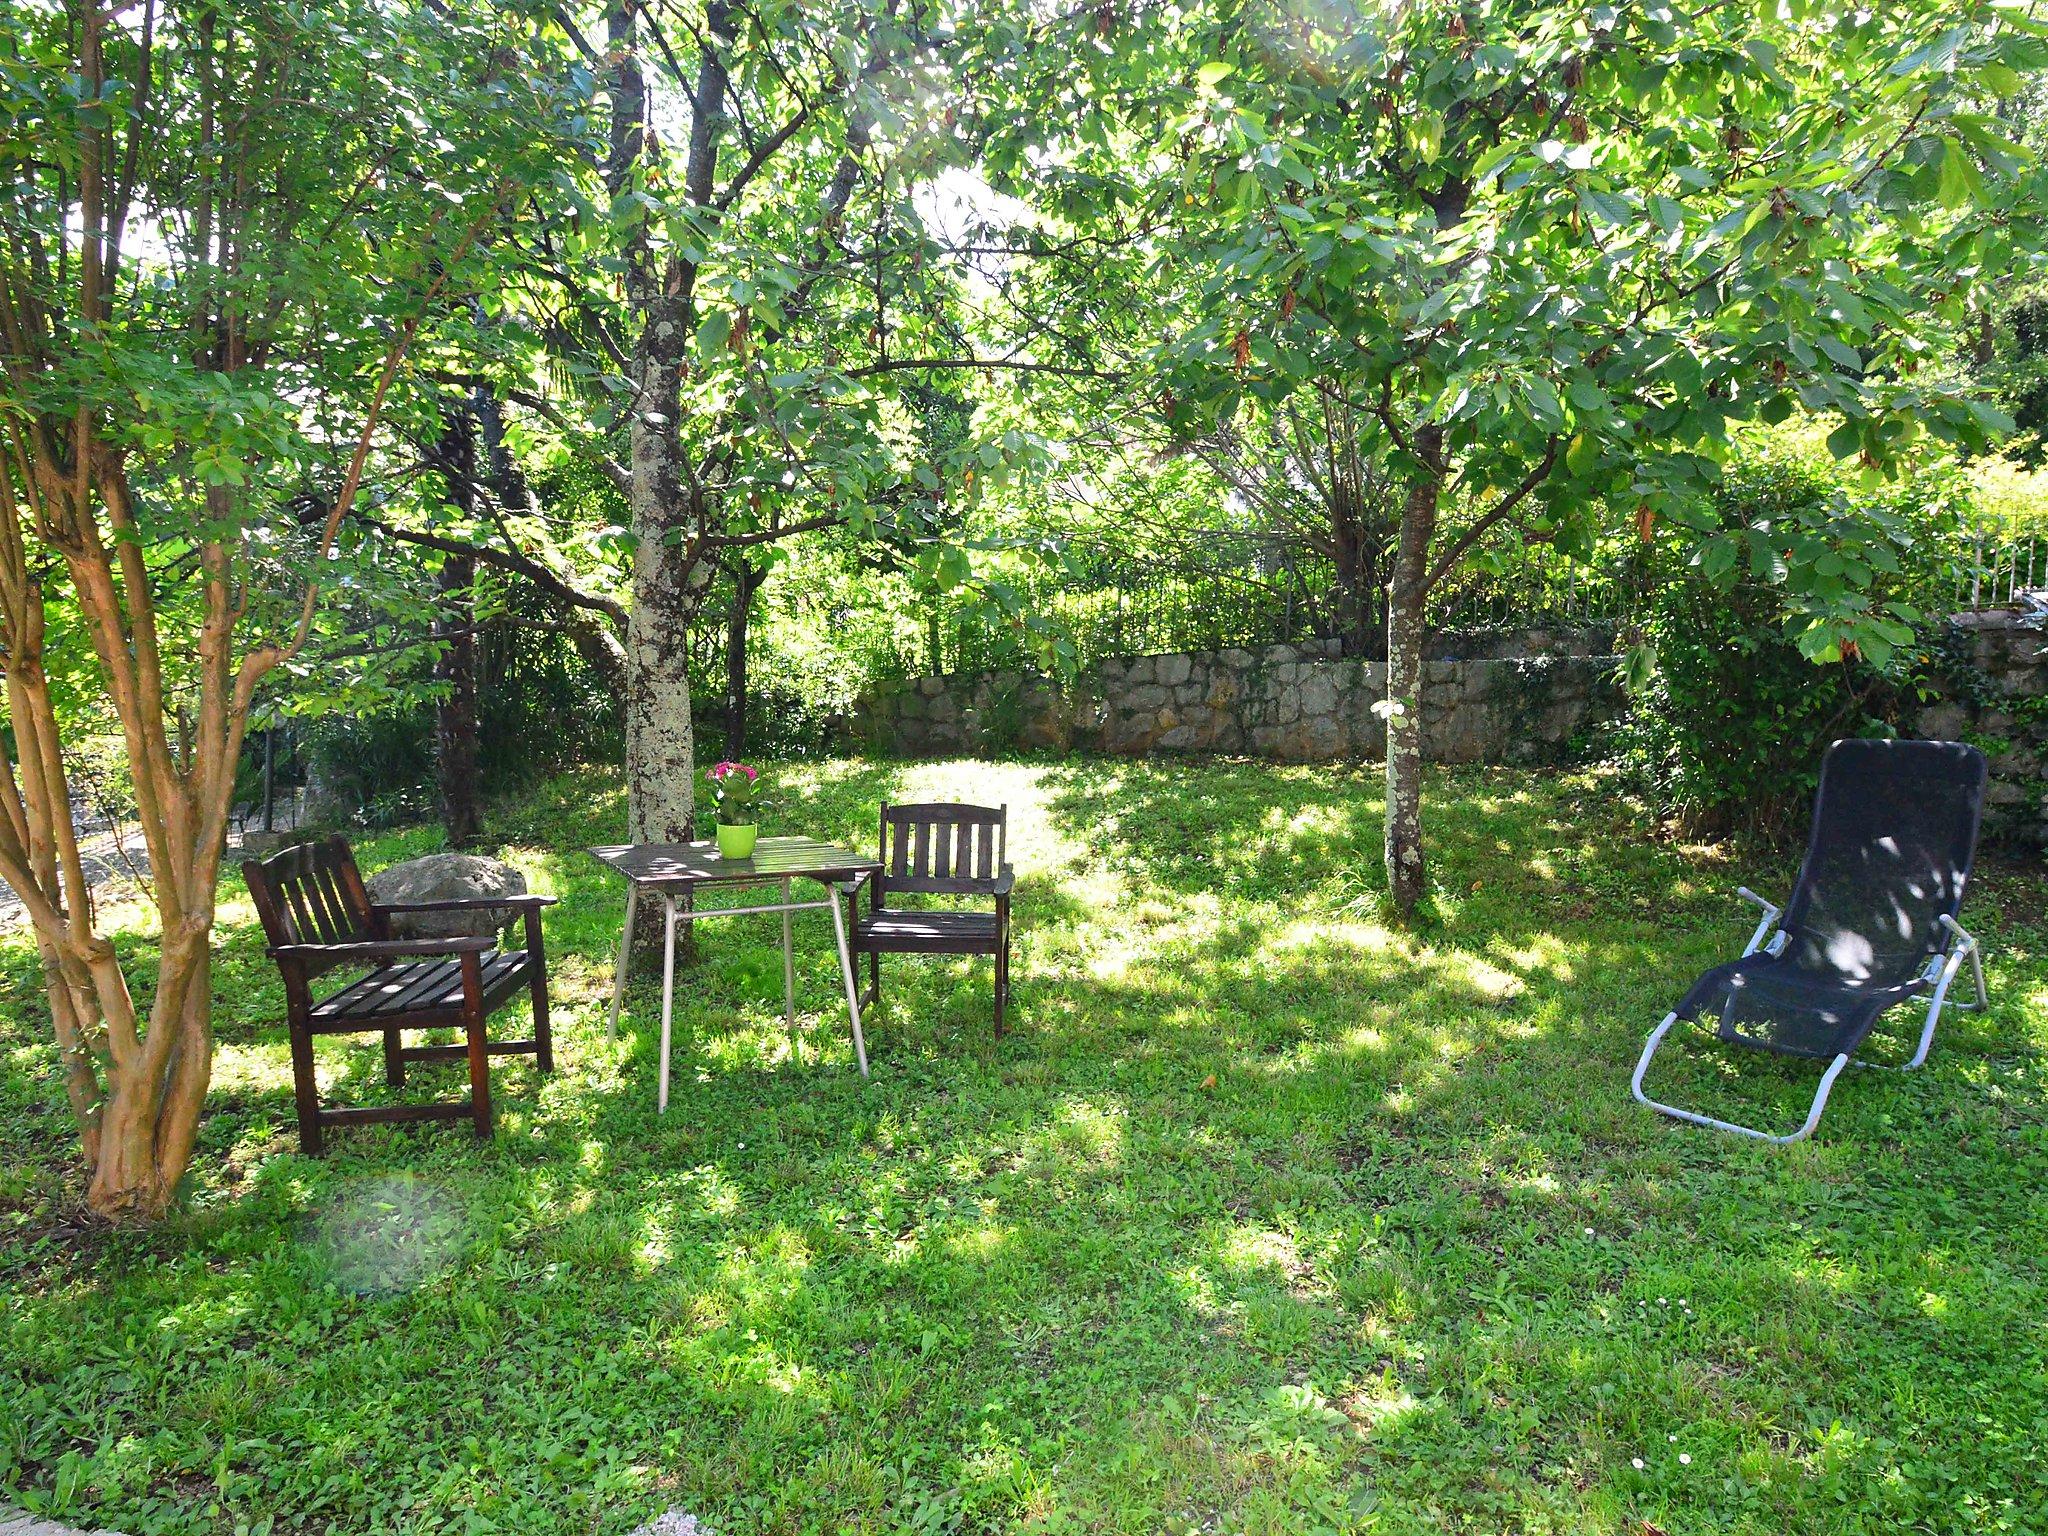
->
(288, 1016), (323, 1156)
(525, 907), (554, 1073)
(460, 952), (493, 1141)
(992, 944), (1007, 1038)
(1631, 1012), (1848, 1145)
(869, 949), (881, 1010)
(383, 1027), (405, 1087)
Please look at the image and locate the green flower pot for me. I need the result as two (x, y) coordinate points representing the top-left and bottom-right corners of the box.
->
(715, 822), (758, 859)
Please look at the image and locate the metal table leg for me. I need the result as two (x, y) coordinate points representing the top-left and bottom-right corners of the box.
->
(827, 881), (869, 1077)
(605, 885), (638, 1041)
(658, 894), (678, 1113)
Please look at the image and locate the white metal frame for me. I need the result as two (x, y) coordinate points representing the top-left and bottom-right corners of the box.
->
(604, 877), (869, 1111)
(1630, 889), (1987, 1145)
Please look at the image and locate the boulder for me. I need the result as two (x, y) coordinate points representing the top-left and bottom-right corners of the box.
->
(365, 852), (528, 940)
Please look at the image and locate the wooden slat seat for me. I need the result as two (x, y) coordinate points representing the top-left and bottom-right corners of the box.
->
(853, 909), (999, 954)
(843, 803), (1015, 1034)
(242, 835), (555, 1154)
(310, 950), (535, 1027)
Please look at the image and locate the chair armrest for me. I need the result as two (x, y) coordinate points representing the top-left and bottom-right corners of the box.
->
(836, 871), (874, 896)
(1736, 887), (1779, 916)
(991, 867), (1016, 897)
(268, 936), (496, 962)
(371, 894), (556, 914)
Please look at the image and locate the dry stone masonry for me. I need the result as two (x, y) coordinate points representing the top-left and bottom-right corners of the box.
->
(856, 630), (1621, 766)
(1916, 609), (2048, 845)
(856, 611), (2048, 846)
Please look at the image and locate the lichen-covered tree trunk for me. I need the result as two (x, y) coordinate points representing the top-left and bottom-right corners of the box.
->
(1383, 428), (1443, 918)
(623, 316), (702, 845)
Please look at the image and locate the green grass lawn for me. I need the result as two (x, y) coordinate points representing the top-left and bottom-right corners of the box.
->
(4, 757), (2046, 1536)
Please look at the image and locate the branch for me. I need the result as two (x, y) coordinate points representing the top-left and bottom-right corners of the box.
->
(696, 511), (841, 552)
(1421, 437), (1561, 595)
(843, 355), (1124, 381)
(358, 516), (627, 630)
(503, 387), (633, 497)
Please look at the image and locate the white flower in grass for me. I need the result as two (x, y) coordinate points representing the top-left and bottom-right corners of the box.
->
(1679, 1453), (1692, 1465)
(1630, 1457), (1645, 1470)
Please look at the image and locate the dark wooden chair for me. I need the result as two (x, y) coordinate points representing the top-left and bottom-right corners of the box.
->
(845, 802), (1014, 1034)
(243, 836), (554, 1155)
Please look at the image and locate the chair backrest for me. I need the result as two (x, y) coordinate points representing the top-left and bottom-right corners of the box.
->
(242, 835), (377, 975)
(876, 802), (1007, 897)
(1781, 739), (1987, 987)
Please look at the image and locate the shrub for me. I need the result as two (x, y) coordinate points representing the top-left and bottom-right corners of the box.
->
(1617, 447), (1969, 839)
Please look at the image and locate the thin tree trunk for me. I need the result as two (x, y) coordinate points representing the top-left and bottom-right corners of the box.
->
(434, 407), (481, 848)
(724, 560), (762, 759)
(1383, 427), (1443, 919)
(436, 547), (480, 847)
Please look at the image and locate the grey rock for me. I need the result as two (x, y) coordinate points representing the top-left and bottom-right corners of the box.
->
(365, 853), (528, 940)
(629, 1513), (713, 1536)
(1916, 703), (1971, 739)
(1294, 669), (1339, 720)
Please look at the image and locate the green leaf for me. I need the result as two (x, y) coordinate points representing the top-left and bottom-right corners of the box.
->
(1937, 138), (1981, 211)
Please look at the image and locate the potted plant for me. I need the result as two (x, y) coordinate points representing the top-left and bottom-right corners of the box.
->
(705, 760), (767, 859)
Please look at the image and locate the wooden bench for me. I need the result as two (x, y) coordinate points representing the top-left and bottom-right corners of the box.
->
(845, 802), (1014, 1034)
(243, 836), (554, 1154)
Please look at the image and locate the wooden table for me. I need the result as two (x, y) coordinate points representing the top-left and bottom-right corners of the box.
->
(589, 837), (881, 1108)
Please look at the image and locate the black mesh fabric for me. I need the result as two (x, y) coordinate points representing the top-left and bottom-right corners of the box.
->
(1673, 739), (1988, 1061)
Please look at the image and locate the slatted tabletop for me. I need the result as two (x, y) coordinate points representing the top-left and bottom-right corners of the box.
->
(588, 837), (879, 890)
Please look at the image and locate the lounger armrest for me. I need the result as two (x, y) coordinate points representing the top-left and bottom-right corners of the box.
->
(268, 936), (496, 962)
(1736, 887), (1783, 957)
(1938, 914), (1977, 952)
(372, 894), (557, 914)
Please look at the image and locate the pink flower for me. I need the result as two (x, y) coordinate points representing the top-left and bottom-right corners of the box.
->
(706, 761), (759, 783)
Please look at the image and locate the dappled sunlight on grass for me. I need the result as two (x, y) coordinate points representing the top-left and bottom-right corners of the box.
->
(2, 757), (2046, 1535)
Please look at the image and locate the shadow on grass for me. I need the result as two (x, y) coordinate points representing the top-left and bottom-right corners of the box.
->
(4, 755), (2046, 1536)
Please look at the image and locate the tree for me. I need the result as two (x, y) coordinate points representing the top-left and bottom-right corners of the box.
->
(496, 1), (1108, 844)
(1125, 0), (2043, 914)
(0, 1), (573, 1217)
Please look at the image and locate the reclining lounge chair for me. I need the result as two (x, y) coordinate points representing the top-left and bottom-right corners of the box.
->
(1632, 738), (1989, 1145)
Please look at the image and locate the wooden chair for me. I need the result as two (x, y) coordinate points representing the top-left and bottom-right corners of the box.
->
(845, 803), (1015, 1034)
(243, 836), (554, 1155)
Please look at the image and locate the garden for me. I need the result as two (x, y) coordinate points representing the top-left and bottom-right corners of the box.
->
(5, 2), (2048, 1534)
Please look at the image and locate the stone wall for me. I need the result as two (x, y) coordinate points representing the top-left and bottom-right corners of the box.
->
(854, 630), (1622, 766)
(854, 614), (2048, 841)
(1917, 610), (2048, 844)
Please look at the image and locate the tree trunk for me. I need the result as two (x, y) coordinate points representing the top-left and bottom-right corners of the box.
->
(724, 560), (762, 759)
(623, 319), (702, 843)
(612, 0), (726, 846)
(435, 547), (480, 848)
(1383, 428), (1443, 919)
(434, 407), (482, 848)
